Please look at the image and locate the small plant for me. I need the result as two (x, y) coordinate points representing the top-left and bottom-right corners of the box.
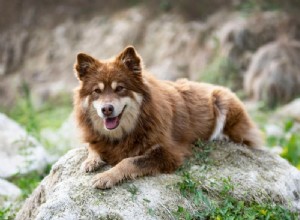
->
(0, 206), (15, 220)
(265, 119), (300, 169)
(147, 208), (156, 217)
(177, 172), (211, 208)
(126, 184), (139, 199)
(193, 140), (214, 164)
(280, 133), (300, 169)
(178, 140), (214, 172)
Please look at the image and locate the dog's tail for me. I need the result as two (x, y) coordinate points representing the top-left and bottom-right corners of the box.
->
(211, 89), (263, 148)
(209, 94), (227, 141)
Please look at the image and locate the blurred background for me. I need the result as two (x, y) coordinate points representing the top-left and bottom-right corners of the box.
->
(1, 0), (300, 218)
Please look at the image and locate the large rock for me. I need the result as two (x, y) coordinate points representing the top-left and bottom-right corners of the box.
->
(16, 142), (300, 220)
(0, 113), (50, 178)
(277, 98), (300, 122)
(244, 40), (300, 108)
(203, 11), (300, 91)
(0, 178), (21, 201)
(215, 11), (300, 72)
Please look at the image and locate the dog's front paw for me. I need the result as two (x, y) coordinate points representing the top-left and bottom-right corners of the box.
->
(92, 171), (120, 189)
(81, 157), (105, 173)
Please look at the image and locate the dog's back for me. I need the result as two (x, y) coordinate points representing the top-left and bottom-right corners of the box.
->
(152, 77), (262, 148)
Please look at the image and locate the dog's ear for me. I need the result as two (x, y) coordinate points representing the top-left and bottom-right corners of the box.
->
(74, 53), (98, 80)
(118, 46), (143, 74)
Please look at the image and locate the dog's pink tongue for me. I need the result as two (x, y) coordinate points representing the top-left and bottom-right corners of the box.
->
(104, 117), (119, 130)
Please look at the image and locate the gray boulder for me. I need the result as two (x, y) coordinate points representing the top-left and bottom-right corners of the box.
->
(0, 178), (21, 202)
(0, 113), (50, 178)
(16, 142), (300, 220)
(278, 98), (300, 122)
(215, 11), (300, 72)
(244, 40), (300, 108)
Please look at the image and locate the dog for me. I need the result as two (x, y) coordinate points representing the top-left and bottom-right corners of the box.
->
(73, 46), (262, 189)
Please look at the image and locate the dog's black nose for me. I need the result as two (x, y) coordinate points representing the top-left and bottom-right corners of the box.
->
(101, 104), (114, 116)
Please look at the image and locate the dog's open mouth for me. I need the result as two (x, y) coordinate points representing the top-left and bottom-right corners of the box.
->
(104, 105), (127, 130)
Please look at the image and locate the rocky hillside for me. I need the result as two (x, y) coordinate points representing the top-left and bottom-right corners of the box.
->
(1, 1), (300, 108)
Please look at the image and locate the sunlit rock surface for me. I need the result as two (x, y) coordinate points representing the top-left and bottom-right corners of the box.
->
(16, 143), (300, 220)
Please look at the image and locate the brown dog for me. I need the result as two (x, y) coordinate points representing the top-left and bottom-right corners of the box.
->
(73, 46), (262, 189)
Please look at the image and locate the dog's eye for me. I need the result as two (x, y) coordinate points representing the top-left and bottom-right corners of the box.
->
(94, 88), (101, 94)
(115, 85), (125, 93)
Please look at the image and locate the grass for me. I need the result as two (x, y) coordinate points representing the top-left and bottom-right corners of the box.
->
(281, 133), (300, 169)
(174, 141), (299, 220)
(0, 81), (73, 156)
(2, 82), (72, 140)
(250, 105), (300, 169)
(0, 206), (16, 220)
(126, 184), (139, 200)
(199, 38), (243, 94)
(0, 165), (52, 219)
(235, 0), (280, 14)
(177, 140), (213, 173)
(264, 119), (300, 169)
(247, 103), (300, 170)
(175, 172), (298, 220)
(9, 164), (52, 199)
(200, 55), (240, 90)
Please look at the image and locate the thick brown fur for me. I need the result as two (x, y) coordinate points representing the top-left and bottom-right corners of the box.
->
(73, 46), (263, 189)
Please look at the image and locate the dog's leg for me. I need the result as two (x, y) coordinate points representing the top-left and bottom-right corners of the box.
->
(81, 144), (106, 173)
(92, 144), (182, 189)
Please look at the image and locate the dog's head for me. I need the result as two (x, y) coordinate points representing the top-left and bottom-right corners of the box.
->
(74, 46), (146, 139)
